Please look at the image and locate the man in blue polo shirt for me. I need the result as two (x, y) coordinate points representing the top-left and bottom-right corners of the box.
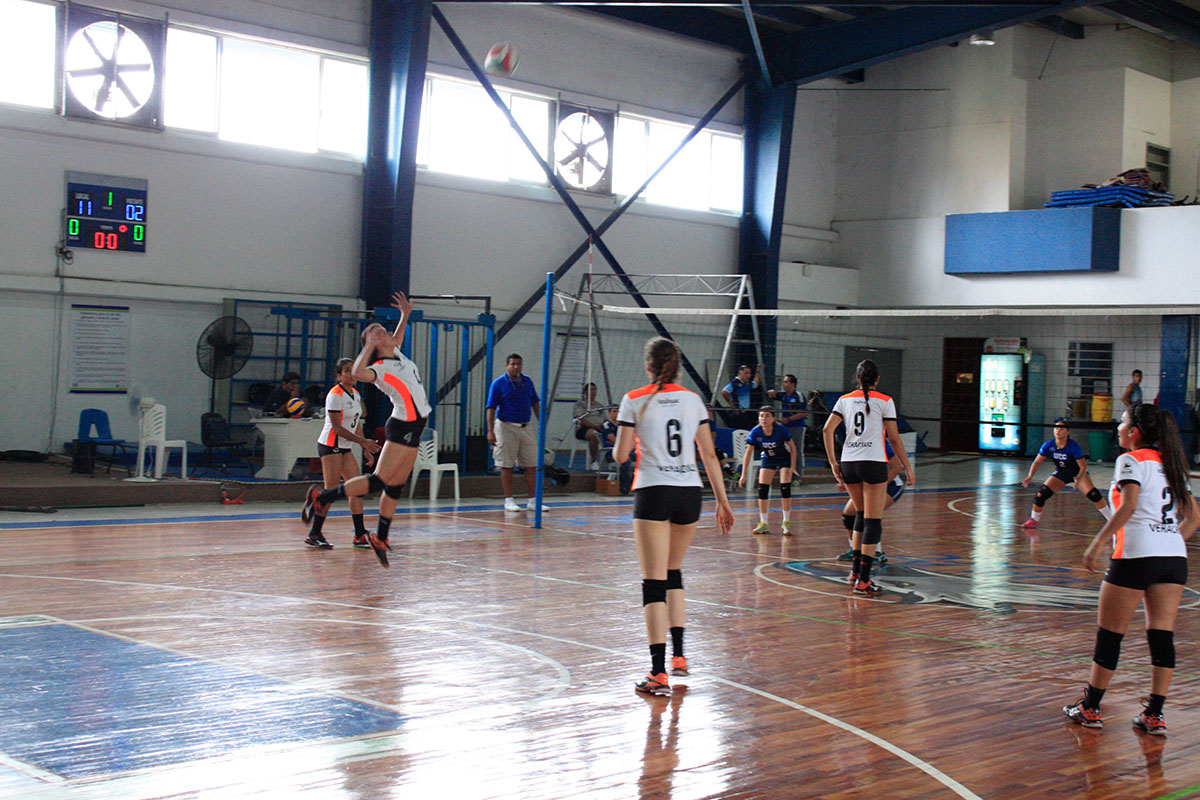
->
(777, 373), (807, 481)
(486, 353), (546, 512)
(722, 363), (764, 429)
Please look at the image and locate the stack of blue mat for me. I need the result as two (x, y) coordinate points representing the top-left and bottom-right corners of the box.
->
(1046, 186), (1175, 208)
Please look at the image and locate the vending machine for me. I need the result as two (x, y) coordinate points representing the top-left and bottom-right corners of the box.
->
(979, 353), (1023, 451)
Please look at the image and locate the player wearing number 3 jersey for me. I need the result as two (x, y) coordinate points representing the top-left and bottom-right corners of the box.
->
(823, 359), (914, 595)
(616, 338), (734, 698)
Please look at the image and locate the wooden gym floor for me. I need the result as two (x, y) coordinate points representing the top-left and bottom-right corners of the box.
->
(2, 455), (1200, 799)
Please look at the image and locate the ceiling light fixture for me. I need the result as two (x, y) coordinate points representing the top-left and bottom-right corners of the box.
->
(969, 32), (996, 46)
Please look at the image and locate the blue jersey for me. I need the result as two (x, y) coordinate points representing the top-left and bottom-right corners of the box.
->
(748, 424), (792, 465)
(1039, 438), (1084, 473)
(778, 390), (807, 429)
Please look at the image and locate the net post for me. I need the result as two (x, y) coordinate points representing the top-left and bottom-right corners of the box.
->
(535, 273), (554, 530)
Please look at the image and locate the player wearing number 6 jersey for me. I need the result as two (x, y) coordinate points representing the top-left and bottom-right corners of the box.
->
(823, 359), (914, 595)
(616, 337), (734, 698)
(1064, 404), (1199, 735)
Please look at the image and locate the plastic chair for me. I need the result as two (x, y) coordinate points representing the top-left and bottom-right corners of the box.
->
(77, 408), (128, 473)
(134, 404), (188, 479)
(199, 412), (248, 474)
(731, 429), (760, 489)
(410, 429), (460, 503)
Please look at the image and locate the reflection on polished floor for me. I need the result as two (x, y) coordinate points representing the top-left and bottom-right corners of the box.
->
(1, 455), (1198, 799)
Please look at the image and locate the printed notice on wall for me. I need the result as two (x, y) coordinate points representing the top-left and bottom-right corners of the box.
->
(69, 304), (130, 394)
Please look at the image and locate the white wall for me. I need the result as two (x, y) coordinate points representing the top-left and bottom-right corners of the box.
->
(0, 1), (752, 455)
(1170, 76), (1200, 199)
(1123, 69), (1172, 170)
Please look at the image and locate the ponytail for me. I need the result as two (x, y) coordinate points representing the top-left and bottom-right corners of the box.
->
(1132, 404), (1192, 508)
(856, 359), (879, 415)
(638, 337), (680, 422)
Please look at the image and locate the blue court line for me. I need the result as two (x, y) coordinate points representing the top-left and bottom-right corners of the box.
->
(0, 485), (999, 531)
(0, 624), (402, 779)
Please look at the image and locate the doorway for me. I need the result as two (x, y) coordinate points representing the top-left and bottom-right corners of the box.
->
(842, 347), (904, 410)
(941, 338), (987, 451)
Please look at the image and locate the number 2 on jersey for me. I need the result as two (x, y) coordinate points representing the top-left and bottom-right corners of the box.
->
(666, 419), (682, 457)
(1162, 487), (1175, 525)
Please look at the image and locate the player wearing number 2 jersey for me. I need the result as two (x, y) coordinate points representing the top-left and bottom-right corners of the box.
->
(823, 359), (914, 595)
(615, 338), (733, 698)
(1065, 404), (1199, 735)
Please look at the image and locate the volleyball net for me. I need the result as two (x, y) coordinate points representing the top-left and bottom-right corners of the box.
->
(541, 273), (1199, 455)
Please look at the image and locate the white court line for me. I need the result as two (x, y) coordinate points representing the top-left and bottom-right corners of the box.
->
(0, 572), (980, 800)
(0, 752), (63, 785)
(710, 677), (981, 800)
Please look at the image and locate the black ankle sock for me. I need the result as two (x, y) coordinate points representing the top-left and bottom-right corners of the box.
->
(650, 643), (666, 676)
(1084, 684), (1105, 710)
(670, 627), (684, 658)
(309, 515), (325, 537)
(352, 513), (366, 535)
(318, 485), (345, 504)
(377, 515), (393, 541)
(1147, 694), (1166, 716)
(859, 556), (873, 584)
(851, 551), (862, 580)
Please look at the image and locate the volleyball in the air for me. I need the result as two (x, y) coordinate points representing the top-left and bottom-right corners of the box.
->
(285, 397), (306, 417)
(483, 42), (519, 76)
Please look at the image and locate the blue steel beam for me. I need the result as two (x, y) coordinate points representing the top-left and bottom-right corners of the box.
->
(741, 0), (774, 82)
(774, 0), (1104, 85)
(432, 7), (747, 397)
(738, 79), (794, 383)
(361, 0), (433, 308)
(1100, 0), (1200, 49)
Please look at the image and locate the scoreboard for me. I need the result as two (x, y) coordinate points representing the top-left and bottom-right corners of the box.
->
(65, 172), (147, 253)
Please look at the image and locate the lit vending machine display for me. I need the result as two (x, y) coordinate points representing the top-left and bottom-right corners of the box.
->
(979, 354), (1023, 451)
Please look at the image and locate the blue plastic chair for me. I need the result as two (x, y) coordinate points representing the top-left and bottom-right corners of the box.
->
(77, 409), (129, 472)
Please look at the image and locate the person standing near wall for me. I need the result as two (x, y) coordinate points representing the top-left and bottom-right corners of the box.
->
(303, 358), (381, 550)
(1122, 369), (1144, 411)
(721, 364), (765, 429)
(777, 373), (807, 481)
(486, 354), (546, 513)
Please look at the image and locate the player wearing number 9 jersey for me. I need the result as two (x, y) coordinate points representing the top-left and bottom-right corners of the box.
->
(823, 359), (914, 595)
(1065, 404), (1199, 735)
(615, 338), (734, 698)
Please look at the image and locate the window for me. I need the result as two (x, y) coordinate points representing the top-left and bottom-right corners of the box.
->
(416, 74), (551, 184)
(219, 38), (321, 153)
(1068, 342), (1113, 395)
(612, 112), (742, 214)
(164, 28), (217, 132)
(0, 0), (56, 110)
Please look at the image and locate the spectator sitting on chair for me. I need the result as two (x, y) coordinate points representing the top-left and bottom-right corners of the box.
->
(486, 353), (547, 513)
(263, 372), (303, 416)
(573, 382), (607, 471)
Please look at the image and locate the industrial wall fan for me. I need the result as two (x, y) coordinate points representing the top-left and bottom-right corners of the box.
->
(196, 316), (253, 412)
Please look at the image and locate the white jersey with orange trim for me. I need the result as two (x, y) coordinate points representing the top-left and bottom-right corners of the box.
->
(830, 390), (897, 463)
(317, 384), (363, 449)
(617, 383), (710, 490)
(1108, 448), (1187, 559)
(371, 351), (431, 422)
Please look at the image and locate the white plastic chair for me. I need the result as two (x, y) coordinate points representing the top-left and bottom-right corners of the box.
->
(731, 429), (759, 489)
(135, 404), (187, 479)
(409, 429), (460, 503)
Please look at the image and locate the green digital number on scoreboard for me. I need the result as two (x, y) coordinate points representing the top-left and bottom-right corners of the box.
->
(65, 172), (147, 253)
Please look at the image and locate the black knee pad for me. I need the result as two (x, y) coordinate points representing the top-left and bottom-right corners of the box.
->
(1034, 485), (1055, 507)
(1086, 487), (1103, 503)
(666, 569), (683, 591)
(842, 514), (856, 532)
(853, 512), (864, 533)
(1093, 626), (1124, 671)
(367, 474), (385, 495)
(383, 482), (405, 498)
(757, 484), (770, 500)
(779, 484), (791, 498)
(1147, 629), (1176, 669)
(862, 518), (883, 545)
(641, 579), (668, 606)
